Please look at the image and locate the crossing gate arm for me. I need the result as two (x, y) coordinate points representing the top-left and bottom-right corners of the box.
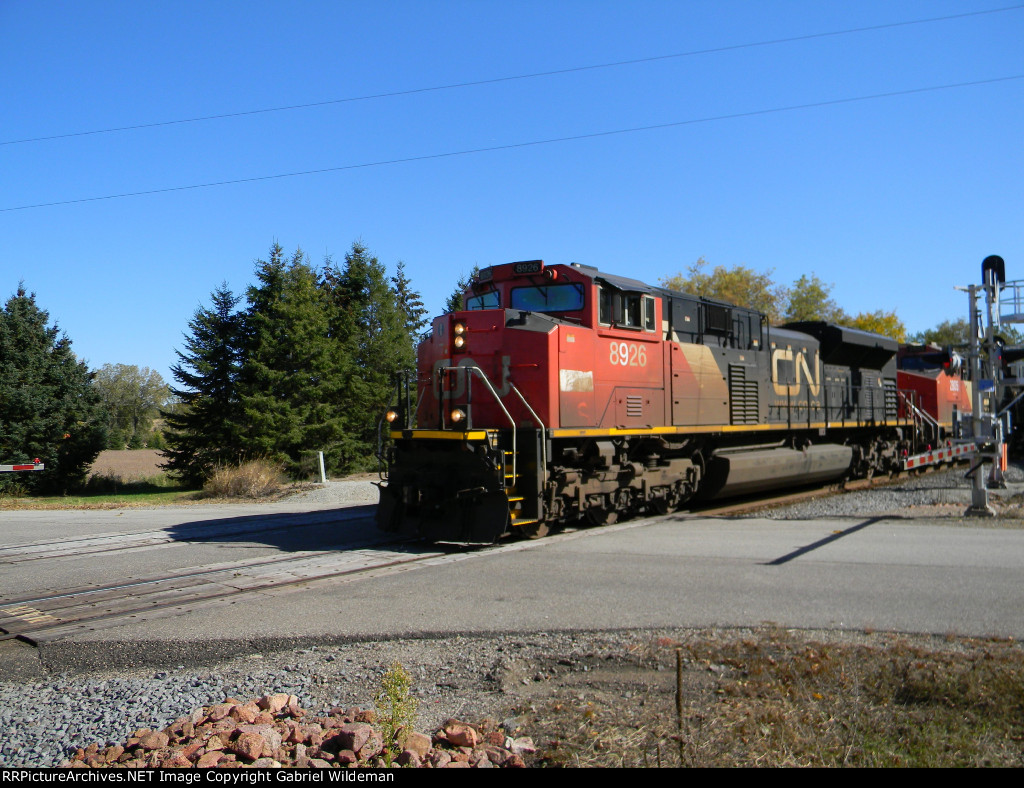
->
(0, 460), (44, 473)
(902, 444), (971, 471)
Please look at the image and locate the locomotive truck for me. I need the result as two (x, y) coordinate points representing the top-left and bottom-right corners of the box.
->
(377, 260), (931, 543)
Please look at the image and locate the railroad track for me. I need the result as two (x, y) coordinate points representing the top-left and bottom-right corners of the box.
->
(0, 528), (459, 644)
(0, 467), (956, 645)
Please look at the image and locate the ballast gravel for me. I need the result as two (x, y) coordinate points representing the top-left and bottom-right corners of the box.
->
(747, 463), (1024, 522)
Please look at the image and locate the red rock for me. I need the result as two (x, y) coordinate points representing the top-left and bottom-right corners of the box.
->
(429, 751), (452, 768)
(397, 750), (422, 768)
(309, 758), (333, 768)
(161, 754), (192, 768)
(337, 723), (372, 753)
(484, 746), (510, 766)
(207, 703), (235, 722)
(139, 731), (169, 751)
(231, 732), (266, 760)
(354, 709), (375, 724)
(400, 731), (432, 759)
(444, 761), (471, 768)
(505, 754), (526, 768)
(485, 731), (505, 746)
(358, 730), (383, 759)
(197, 751), (223, 768)
(445, 723), (479, 748)
(336, 750), (357, 765)
(258, 693), (291, 714)
(103, 745), (124, 764)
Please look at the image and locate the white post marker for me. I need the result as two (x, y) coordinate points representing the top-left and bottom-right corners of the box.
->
(318, 451), (327, 484)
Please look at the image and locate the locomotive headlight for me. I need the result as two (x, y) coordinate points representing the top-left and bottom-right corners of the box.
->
(453, 322), (466, 336)
(453, 335), (466, 349)
(385, 409), (399, 423)
(450, 408), (466, 423)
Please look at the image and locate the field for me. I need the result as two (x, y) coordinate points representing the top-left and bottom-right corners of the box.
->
(88, 449), (165, 481)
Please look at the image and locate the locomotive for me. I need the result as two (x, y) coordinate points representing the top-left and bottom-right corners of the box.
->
(376, 260), (928, 543)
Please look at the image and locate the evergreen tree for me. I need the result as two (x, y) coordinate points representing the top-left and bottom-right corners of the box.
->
(321, 242), (408, 471)
(237, 244), (347, 477)
(444, 266), (480, 313)
(161, 284), (244, 485)
(0, 285), (106, 493)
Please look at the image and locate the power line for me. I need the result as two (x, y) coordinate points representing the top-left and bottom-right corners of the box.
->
(3, 73), (1020, 214)
(3, 4), (1022, 148)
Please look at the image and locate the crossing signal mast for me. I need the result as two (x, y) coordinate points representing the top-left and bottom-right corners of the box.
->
(961, 254), (1024, 516)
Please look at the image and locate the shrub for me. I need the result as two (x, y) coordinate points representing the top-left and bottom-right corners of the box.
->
(201, 459), (285, 499)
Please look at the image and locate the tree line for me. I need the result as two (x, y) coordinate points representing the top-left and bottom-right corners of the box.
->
(160, 241), (426, 485)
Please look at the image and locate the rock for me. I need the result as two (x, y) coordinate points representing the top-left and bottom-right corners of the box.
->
(429, 751), (452, 768)
(445, 722), (479, 748)
(258, 694), (291, 715)
(399, 731), (432, 759)
(397, 750), (422, 768)
(363, 729), (385, 759)
(336, 723), (371, 753)
(231, 733), (266, 761)
(197, 752), (224, 768)
(511, 736), (537, 755)
(207, 704), (235, 722)
(138, 731), (169, 751)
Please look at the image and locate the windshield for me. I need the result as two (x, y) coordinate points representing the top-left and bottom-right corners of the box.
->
(465, 290), (500, 310)
(510, 283), (585, 312)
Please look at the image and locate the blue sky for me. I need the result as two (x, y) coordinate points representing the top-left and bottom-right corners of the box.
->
(3, 1), (1022, 384)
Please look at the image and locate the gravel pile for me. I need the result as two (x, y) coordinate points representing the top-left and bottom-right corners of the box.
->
(59, 693), (534, 769)
(0, 633), (552, 768)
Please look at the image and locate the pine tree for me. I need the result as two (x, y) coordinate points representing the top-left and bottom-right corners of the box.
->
(237, 245), (347, 477)
(0, 285), (106, 493)
(161, 284), (244, 485)
(444, 266), (480, 313)
(391, 260), (428, 374)
(321, 242), (409, 471)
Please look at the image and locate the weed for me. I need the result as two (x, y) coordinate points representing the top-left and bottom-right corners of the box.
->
(374, 661), (419, 764)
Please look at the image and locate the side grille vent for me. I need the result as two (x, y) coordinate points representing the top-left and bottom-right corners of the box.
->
(883, 379), (898, 419)
(625, 395), (643, 418)
(729, 365), (759, 424)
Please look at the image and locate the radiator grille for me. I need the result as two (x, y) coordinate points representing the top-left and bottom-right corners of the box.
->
(729, 365), (759, 424)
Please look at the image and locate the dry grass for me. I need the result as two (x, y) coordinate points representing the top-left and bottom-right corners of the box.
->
(518, 629), (1024, 768)
(201, 459), (286, 499)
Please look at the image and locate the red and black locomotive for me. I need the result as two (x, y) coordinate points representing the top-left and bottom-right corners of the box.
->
(377, 260), (925, 542)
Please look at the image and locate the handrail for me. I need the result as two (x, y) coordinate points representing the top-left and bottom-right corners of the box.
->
(440, 364), (520, 482)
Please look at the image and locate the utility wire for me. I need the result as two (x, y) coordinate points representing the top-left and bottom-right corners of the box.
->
(3, 3), (1022, 147)
(3, 73), (1021, 214)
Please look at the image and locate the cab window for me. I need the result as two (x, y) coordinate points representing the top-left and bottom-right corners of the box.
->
(465, 289), (500, 310)
(510, 283), (584, 312)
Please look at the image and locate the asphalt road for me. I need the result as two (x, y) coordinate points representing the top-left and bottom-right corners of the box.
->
(4, 489), (1023, 657)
